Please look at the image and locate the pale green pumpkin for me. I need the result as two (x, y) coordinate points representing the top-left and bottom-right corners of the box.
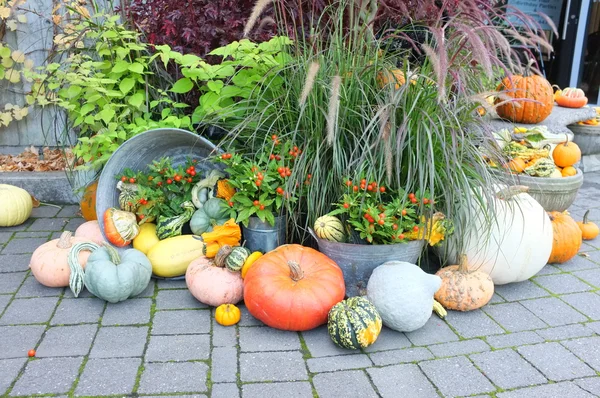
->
(190, 198), (230, 235)
(70, 243), (152, 303)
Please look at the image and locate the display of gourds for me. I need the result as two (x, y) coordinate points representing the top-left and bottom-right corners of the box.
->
(156, 201), (196, 240)
(244, 244), (346, 331)
(327, 296), (382, 350)
(214, 304), (241, 326)
(314, 215), (346, 242)
(103, 208), (140, 247)
(29, 231), (92, 288)
(80, 180), (98, 221)
(367, 261), (442, 332)
(190, 198), (230, 235)
(548, 211), (582, 264)
(495, 60), (554, 124)
(577, 211), (599, 240)
(444, 185), (553, 284)
(186, 255), (244, 307)
(0, 184), (32, 227)
(74, 220), (105, 245)
(434, 255), (494, 311)
(147, 234), (208, 277)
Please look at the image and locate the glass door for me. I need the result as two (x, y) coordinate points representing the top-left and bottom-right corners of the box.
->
(571, 0), (600, 104)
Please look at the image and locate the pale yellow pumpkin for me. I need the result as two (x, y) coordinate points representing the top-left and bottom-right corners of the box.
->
(0, 184), (32, 227)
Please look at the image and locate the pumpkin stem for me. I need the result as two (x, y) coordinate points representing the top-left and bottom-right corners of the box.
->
(103, 244), (121, 264)
(563, 133), (570, 147)
(56, 231), (74, 249)
(495, 185), (529, 200)
(215, 245), (233, 267)
(458, 254), (469, 273)
(583, 210), (590, 224)
(287, 261), (304, 282)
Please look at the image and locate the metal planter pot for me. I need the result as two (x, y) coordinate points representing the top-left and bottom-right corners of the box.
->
(96, 128), (221, 247)
(492, 168), (583, 212)
(568, 123), (600, 156)
(309, 228), (425, 297)
(242, 216), (286, 253)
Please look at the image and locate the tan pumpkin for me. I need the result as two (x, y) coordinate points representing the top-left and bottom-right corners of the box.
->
(29, 231), (92, 287)
(548, 211), (582, 264)
(74, 220), (105, 245)
(577, 210), (599, 240)
(0, 184), (32, 227)
(185, 256), (244, 307)
(434, 255), (494, 311)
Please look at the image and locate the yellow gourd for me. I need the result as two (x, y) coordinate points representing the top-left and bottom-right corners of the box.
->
(214, 304), (241, 326)
(241, 251), (263, 278)
(133, 223), (160, 255)
(0, 184), (32, 227)
(147, 235), (207, 277)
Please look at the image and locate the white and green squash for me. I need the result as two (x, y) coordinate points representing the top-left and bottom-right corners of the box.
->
(190, 198), (230, 235)
(314, 215), (346, 242)
(156, 201), (196, 240)
(327, 296), (382, 350)
(117, 181), (139, 212)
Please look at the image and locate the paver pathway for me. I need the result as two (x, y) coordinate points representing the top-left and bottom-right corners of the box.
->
(2, 176), (600, 397)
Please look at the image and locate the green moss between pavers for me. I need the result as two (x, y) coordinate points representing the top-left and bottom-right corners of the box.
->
(132, 280), (159, 394)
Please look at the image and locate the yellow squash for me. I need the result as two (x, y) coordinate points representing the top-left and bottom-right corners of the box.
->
(147, 234), (206, 277)
(133, 223), (160, 255)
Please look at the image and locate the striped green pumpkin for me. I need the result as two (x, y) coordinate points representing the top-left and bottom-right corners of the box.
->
(117, 182), (139, 212)
(327, 296), (382, 350)
(226, 246), (251, 272)
(314, 215), (346, 242)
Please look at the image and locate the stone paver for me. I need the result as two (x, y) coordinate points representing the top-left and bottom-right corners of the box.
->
(0, 295), (10, 313)
(156, 289), (207, 309)
(404, 317), (459, 345)
(518, 342), (596, 381)
(211, 346), (238, 383)
(0, 271), (26, 294)
(363, 326), (412, 352)
(368, 364), (438, 398)
(497, 381), (594, 398)
(307, 353), (372, 373)
(239, 325), (301, 352)
(0, 358), (26, 395)
(485, 331), (544, 349)
(534, 273), (594, 294)
(369, 347), (434, 366)
(28, 218), (69, 232)
(0, 296), (59, 325)
(573, 269), (600, 287)
(520, 297), (588, 326)
(51, 297), (105, 325)
(444, 309), (504, 338)
(212, 383), (240, 398)
(0, 254), (30, 272)
(152, 309), (210, 334)
(428, 338), (490, 358)
(302, 325), (356, 357)
(494, 280), (550, 301)
(211, 315), (237, 347)
(0, 325), (45, 359)
(419, 356), (496, 397)
(240, 351), (308, 382)
(145, 334), (210, 362)
(10, 357), (83, 395)
(36, 324), (97, 357)
(242, 382), (313, 398)
(470, 349), (547, 389)
(561, 292), (600, 320)
(536, 323), (594, 341)
(138, 362), (208, 394)
(89, 326), (148, 358)
(16, 275), (63, 297)
(312, 370), (377, 398)
(561, 336), (600, 371)
(75, 358), (141, 396)
(102, 298), (151, 325)
(575, 377), (600, 396)
(2, 237), (49, 254)
(483, 302), (547, 332)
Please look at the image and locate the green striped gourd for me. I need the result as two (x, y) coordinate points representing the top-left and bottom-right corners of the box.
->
(524, 158), (556, 177)
(156, 201), (196, 240)
(327, 296), (382, 350)
(117, 181), (139, 212)
(314, 215), (346, 242)
(225, 246), (251, 272)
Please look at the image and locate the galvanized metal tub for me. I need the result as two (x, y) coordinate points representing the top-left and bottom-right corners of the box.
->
(309, 228), (425, 297)
(492, 168), (583, 212)
(242, 215), (286, 253)
(96, 128), (221, 250)
(568, 123), (600, 156)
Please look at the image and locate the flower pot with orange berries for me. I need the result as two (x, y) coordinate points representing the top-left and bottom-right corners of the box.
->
(310, 178), (452, 297)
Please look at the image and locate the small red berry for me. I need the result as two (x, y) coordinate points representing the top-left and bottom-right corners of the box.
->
(277, 167), (284, 174)
(413, 226), (419, 232)
(401, 209), (407, 216)
(253, 200), (260, 206)
(399, 234), (405, 240)
(187, 177), (193, 183)
(408, 193), (415, 199)
(343, 203), (350, 209)
(28, 349), (35, 357)
(275, 155), (281, 161)
(411, 197), (418, 204)
(272, 134), (278, 140)
(286, 170), (291, 177)
(167, 179), (173, 184)
(121, 176), (127, 182)
(367, 185), (374, 192)
(353, 186), (359, 192)
(270, 154), (275, 160)
(392, 224), (398, 230)
(276, 187), (284, 194)
(190, 170), (196, 176)
(228, 201), (234, 207)
(423, 198), (430, 204)
(256, 180), (262, 187)
(259, 205), (265, 210)
(157, 181), (163, 186)
(361, 179), (367, 184)
(378, 219), (385, 225)
(380, 186), (386, 193)
(139, 214), (145, 220)
(174, 175), (182, 182)
(345, 180), (352, 187)
(129, 178), (135, 183)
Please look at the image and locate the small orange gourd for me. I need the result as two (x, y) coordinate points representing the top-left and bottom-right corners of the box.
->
(215, 304), (241, 326)
(200, 219), (241, 257)
(506, 158), (526, 173)
(561, 166), (577, 177)
(434, 255), (494, 311)
(548, 211), (582, 264)
(103, 208), (140, 247)
(553, 135), (582, 168)
(80, 181), (98, 221)
(577, 211), (599, 240)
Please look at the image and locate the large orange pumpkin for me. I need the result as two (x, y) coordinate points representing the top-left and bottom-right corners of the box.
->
(548, 211), (582, 264)
(80, 180), (98, 221)
(495, 61), (554, 124)
(243, 244), (346, 331)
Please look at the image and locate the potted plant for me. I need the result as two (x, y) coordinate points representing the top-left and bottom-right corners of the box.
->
(216, 137), (305, 252)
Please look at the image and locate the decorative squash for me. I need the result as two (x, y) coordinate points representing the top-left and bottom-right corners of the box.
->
(191, 169), (225, 208)
(29, 231), (92, 288)
(548, 211), (582, 264)
(80, 180), (98, 221)
(434, 255), (494, 311)
(132, 223), (160, 254)
(555, 87), (588, 108)
(116, 181), (139, 212)
(241, 251), (263, 278)
(561, 166), (577, 177)
(367, 261), (442, 332)
(327, 296), (382, 350)
(186, 256), (244, 306)
(225, 246), (250, 272)
(376, 69), (406, 89)
(243, 244), (346, 331)
(577, 210), (599, 240)
(147, 234), (207, 277)
(444, 185), (553, 284)
(524, 158), (556, 177)
(552, 136), (581, 168)
(506, 158), (526, 173)
(216, 179), (236, 201)
(67, 242), (96, 297)
(201, 219), (242, 257)
(156, 201), (196, 240)
(314, 215), (346, 242)
(77, 243), (152, 303)
(215, 304), (241, 326)
(190, 198), (230, 235)
(75, 220), (105, 245)
(495, 60), (554, 124)
(0, 184), (32, 227)
(103, 208), (140, 247)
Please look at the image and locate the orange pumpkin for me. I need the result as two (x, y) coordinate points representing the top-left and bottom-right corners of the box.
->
(553, 136), (581, 168)
(103, 208), (140, 247)
(555, 87), (588, 108)
(577, 210), (599, 240)
(506, 158), (526, 173)
(434, 255), (494, 311)
(495, 61), (554, 124)
(561, 166), (577, 177)
(548, 211), (582, 264)
(243, 244), (346, 331)
(80, 180), (98, 221)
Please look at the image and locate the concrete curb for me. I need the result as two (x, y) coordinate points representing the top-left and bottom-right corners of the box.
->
(0, 171), (79, 204)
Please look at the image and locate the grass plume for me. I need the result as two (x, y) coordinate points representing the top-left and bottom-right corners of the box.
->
(299, 62), (320, 107)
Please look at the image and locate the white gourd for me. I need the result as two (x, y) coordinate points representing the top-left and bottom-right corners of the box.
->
(0, 184), (32, 227)
(367, 261), (442, 332)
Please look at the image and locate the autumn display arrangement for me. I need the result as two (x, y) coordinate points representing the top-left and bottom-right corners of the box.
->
(2, 0), (599, 350)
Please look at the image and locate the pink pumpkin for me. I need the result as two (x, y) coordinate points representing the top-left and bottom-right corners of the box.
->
(75, 220), (105, 245)
(29, 231), (92, 287)
(186, 256), (243, 306)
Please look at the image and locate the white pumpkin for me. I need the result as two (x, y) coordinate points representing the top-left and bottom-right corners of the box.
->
(0, 184), (32, 227)
(367, 261), (441, 332)
(444, 185), (553, 285)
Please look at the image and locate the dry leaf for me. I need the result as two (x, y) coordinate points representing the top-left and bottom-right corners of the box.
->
(579, 252), (590, 258)
(30, 195), (40, 207)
